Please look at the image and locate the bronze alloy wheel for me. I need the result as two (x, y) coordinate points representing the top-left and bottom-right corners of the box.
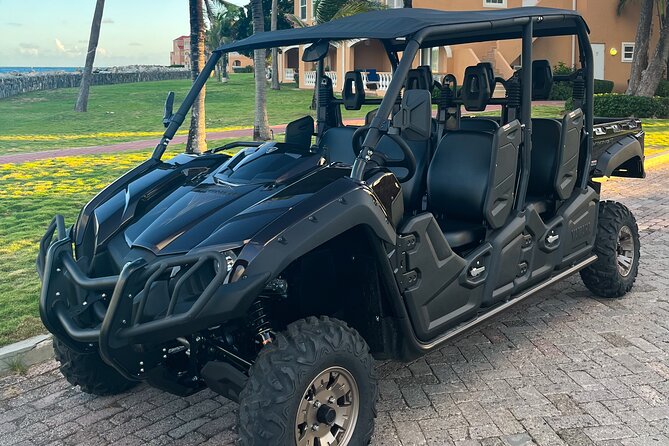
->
(616, 225), (635, 277)
(295, 366), (360, 446)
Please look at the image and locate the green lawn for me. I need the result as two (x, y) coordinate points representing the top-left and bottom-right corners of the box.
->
(0, 76), (668, 347)
(0, 74), (372, 155)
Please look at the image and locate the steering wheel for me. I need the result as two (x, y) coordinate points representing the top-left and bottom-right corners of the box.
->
(352, 126), (417, 183)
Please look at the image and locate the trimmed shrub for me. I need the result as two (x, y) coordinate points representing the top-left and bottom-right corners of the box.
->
(549, 81), (573, 100)
(549, 62), (575, 100)
(548, 62), (614, 98)
(233, 65), (254, 73)
(655, 79), (669, 97)
(592, 93), (669, 118)
(594, 79), (614, 94)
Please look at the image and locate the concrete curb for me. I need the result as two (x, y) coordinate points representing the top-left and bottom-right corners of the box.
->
(0, 334), (53, 376)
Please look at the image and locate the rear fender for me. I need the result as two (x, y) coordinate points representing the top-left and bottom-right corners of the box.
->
(593, 134), (645, 178)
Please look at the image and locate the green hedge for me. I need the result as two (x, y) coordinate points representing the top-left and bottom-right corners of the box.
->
(548, 62), (614, 99)
(594, 79), (614, 94)
(592, 93), (669, 118)
(655, 79), (669, 97)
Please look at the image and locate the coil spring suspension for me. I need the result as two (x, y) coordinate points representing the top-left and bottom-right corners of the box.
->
(249, 299), (273, 346)
(505, 81), (521, 109)
(439, 84), (454, 109)
(572, 76), (585, 106)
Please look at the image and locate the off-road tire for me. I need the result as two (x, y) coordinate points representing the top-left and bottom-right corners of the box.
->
(580, 200), (640, 298)
(53, 337), (137, 395)
(238, 316), (378, 446)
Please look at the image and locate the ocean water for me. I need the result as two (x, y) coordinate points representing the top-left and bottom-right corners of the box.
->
(0, 67), (79, 74)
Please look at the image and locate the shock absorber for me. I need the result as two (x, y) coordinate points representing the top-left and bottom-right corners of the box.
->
(505, 80), (521, 109)
(248, 299), (273, 346)
(572, 75), (585, 110)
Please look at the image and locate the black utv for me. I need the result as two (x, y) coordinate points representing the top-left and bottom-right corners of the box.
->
(38, 7), (645, 446)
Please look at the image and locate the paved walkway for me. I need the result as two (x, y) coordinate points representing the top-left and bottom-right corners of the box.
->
(2, 163), (668, 446)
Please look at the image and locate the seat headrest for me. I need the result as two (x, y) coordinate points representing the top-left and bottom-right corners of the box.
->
(393, 89), (432, 141)
(417, 65), (433, 90)
(342, 71), (365, 110)
(532, 60), (553, 100)
(406, 67), (432, 90)
(477, 62), (496, 93)
(461, 65), (492, 112)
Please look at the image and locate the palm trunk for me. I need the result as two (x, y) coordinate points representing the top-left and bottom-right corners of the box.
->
(74, 0), (105, 112)
(637, 28), (669, 96)
(626, 0), (653, 95)
(222, 53), (229, 81)
(186, 0), (207, 154)
(251, 0), (271, 141)
(270, 0), (280, 90)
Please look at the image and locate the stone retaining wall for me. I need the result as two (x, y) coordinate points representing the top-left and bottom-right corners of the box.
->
(0, 69), (191, 99)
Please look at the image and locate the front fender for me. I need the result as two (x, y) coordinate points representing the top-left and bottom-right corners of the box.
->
(239, 176), (396, 280)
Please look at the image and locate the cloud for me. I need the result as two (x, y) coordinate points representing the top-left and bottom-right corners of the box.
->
(6, 22), (22, 27)
(55, 38), (66, 53)
(128, 42), (142, 47)
(96, 47), (108, 56)
(102, 18), (114, 24)
(19, 42), (39, 56)
(54, 38), (83, 57)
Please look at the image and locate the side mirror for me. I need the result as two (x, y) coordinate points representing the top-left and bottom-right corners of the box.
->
(302, 39), (330, 62)
(163, 91), (175, 128)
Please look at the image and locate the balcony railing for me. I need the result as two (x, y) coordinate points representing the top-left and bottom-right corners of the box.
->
(304, 71), (337, 88)
(361, 71), (393, 91)
(304, 71), (393, 92)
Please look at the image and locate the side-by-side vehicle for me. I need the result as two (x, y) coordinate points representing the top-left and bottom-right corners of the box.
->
(37, 7), (645, 445)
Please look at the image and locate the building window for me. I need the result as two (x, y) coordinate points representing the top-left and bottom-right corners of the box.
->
(622, 42), (635, 62)
(300, 0), (307, 20)
(483, 0), (507, 8)
(311, 0), (316, 19)
(387, 0), (403, 8)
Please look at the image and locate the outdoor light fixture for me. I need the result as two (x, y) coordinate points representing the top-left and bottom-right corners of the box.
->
(610, 47), (618, 56)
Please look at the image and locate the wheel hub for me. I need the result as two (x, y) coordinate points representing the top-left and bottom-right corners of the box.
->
(317, 404), (337, 425)
(617, 225), (635, 277)
(295, 366), (360, 446)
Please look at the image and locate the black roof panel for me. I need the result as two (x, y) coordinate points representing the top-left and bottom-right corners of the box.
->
(216, 7), (586, 53)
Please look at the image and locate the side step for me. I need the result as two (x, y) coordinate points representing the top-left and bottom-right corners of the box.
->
(416, 255), (597, 351)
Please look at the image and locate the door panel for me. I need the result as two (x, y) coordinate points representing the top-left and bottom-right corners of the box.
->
(397, 213), (487, 341)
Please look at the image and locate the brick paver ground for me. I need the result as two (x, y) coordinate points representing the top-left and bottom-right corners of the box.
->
(2, 162), (669, 446)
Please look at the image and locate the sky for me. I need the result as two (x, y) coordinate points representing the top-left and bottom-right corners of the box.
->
(0, 0), (248, 67)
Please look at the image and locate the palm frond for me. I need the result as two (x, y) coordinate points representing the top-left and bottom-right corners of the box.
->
(330, 0), (386, 21)
(284, 13), (308, 27)
(616, 0), (629, 16)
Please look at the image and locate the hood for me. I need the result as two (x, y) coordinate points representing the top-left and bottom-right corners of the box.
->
(116, 144), (341, 255)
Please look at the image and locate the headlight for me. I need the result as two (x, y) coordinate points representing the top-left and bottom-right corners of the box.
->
(214, 249), (238, 274)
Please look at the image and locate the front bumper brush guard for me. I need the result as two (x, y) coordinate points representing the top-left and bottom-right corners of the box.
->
(38, 215), (269, 379)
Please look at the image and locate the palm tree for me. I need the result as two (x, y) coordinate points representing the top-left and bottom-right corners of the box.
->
(270, 0), (280, 90)
(251, 0), (271, 140)
(187, 0), (207, 153)
(74, 0), (105, 112)
(620, 0), (669, 96)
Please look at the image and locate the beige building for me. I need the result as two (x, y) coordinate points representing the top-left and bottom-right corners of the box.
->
(171, 37), (254, 73)
(278, 0), (650, 93)
(228, 52), (254, 72)
(170, 35), (191, 69)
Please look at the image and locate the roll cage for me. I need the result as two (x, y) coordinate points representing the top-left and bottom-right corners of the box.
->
(153, 7), (595, 213)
